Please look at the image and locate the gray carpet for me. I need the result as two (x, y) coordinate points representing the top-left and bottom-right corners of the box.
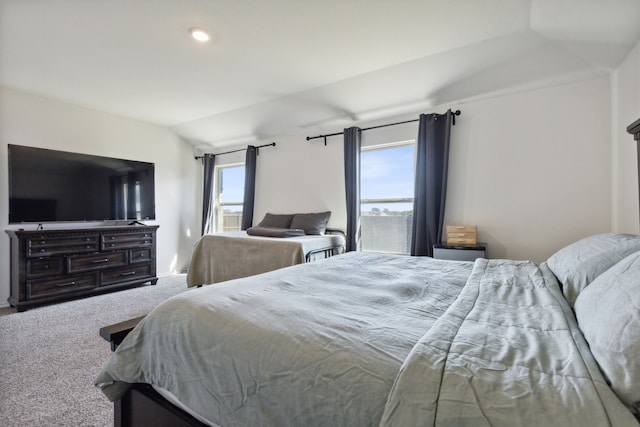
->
(0, 275), (189, 426)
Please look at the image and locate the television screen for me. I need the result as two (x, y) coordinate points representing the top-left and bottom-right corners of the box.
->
(8, 144), (155, 223)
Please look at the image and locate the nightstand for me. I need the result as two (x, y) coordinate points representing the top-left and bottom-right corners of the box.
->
(433, 243), (487, 261)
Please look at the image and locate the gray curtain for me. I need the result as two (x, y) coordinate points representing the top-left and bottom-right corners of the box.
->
(344, 127), (361, 252)
(411, 110), (453, 256)
(201, 154), (216, 235)
(241, 145), (257, 230)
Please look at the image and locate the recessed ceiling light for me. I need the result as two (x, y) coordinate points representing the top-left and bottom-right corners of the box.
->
(189, 27), (210, 42)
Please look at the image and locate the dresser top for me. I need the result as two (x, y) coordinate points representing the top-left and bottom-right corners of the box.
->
(6, 225), (159, 237)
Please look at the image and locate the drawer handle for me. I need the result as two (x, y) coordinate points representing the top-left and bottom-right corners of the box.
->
(91, 258), (110, 264)
(85, 245), (93, 249)
(120, 271), (136, 276)
(42, 264), (50, 269)
(39, 248), (46, 253)
(56, 281), (76, 288)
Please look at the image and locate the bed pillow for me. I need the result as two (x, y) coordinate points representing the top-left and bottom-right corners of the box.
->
(257, 213), (294, 229)
(246, 227), (305, 238)
(574, 250), (640, 414)
(290, 211), (331, 235)
(546, 233), (640, 306)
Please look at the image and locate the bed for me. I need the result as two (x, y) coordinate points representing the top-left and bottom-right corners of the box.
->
(96, 232), (640, 426)
(186, 212), (345, 287)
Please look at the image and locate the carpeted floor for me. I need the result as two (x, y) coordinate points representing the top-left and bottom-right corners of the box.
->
(0, 275), (190, 426)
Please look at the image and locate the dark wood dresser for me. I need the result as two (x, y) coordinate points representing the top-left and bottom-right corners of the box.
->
(6, 225), (159, 311)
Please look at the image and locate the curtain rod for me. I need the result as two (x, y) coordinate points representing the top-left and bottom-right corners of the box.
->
(306, 110), (461, 145)
(194, 142), (276, 161)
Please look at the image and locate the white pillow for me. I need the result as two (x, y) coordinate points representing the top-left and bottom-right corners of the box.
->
(546, 233), (640, 306)
(574, 251), (640, 414)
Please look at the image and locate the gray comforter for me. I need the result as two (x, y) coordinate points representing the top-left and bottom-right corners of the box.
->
(95, 253), (636, 426)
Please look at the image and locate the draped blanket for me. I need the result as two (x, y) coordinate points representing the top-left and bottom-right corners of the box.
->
(96, 254), (636, 426)
(186, 231), (345, 287)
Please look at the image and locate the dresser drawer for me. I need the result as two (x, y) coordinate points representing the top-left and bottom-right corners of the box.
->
(129, 248), (152, 264)
(28, 235), (99, 257)
(101, 265), (152, 286)
(447, 236), (477, 245)
(26, 257), (64, 277)
(101, 232), (154, 250)
(27, 274), (97, 299)
(68, 251), (128, 273)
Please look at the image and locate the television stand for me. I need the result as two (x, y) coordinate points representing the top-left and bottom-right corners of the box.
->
(5, 225), (159, 312)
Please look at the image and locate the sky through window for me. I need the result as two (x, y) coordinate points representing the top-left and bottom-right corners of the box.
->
(220, 166), (245, 210)
(361, 144), (414, 213)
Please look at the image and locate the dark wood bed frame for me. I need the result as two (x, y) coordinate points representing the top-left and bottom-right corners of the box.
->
(99, 120), (640, 426)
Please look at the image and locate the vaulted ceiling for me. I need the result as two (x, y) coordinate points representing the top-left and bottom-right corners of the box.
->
(2, 0), (639, 150)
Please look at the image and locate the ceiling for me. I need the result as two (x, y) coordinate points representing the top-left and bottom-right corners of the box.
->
(2, 0), (640, 150)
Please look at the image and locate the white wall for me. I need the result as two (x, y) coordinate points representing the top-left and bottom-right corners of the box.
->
(612, 40), (640, 234)
(446, 78), (612, 261)
(225, 77), (613, 263)
(0, 87), (200, 307)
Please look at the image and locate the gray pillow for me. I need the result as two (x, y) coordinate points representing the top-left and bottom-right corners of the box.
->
(546, 233), (640, 307)
(257, 213), (293, 229)
(246, 227), (305, 238)
(574, 251), (640, 414)
(290, 211), (331, 235)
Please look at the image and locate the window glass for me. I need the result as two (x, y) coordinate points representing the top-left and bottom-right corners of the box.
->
(216, 164), (245, 232)
(361, 143), (414, 254)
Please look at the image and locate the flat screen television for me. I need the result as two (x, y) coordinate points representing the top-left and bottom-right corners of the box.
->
(8, 144), (155, 224)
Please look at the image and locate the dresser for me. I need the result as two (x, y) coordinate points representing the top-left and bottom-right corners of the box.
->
(6, 225), (159, 312)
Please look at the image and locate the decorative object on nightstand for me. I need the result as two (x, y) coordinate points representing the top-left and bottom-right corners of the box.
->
(446, 225), (477, 245)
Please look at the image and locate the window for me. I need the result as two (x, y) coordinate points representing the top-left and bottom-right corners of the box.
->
(214, 164), (245, 232)
(360, 141), (415, 254)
